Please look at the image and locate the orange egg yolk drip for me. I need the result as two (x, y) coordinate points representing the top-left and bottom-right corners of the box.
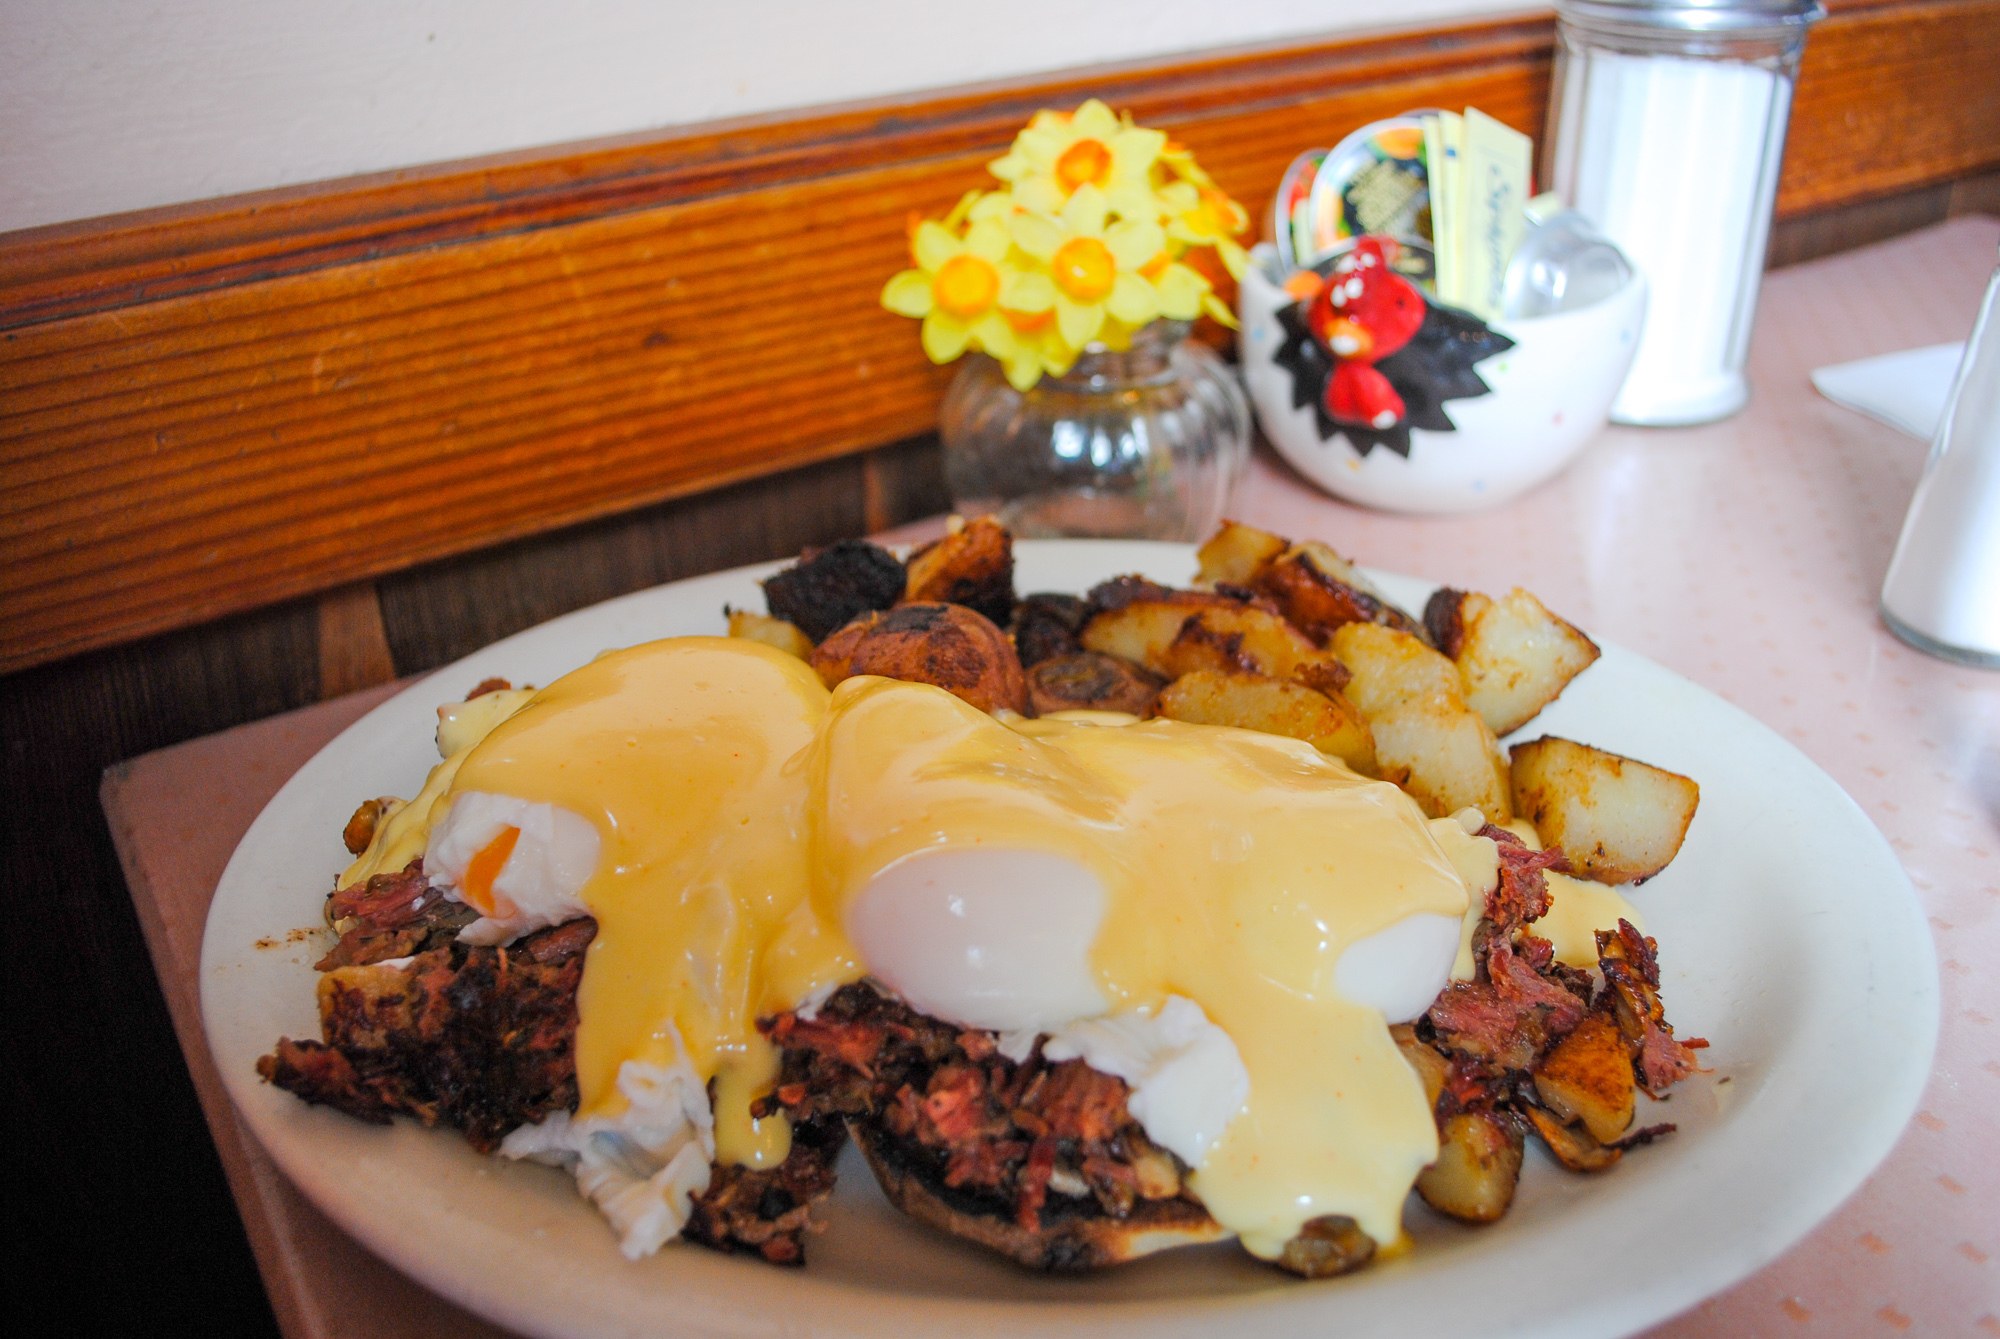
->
(459, 826), (521, 919)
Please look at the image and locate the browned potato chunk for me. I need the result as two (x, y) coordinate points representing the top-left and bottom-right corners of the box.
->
(1077, 581), (1237, 667)
(1026, 652), (1163, 717)
(1510, 736), (1699, 884)
(726, 608), (814, 660)
(1155, 670), (1378, 776)
(1082, 588), (1347, 689)
(1391, 1023), (1449, 1111)
(342, 798), (389, 856)
(1276, 1216), (1377, 1278)
(1331, 622), (1464, 718)
(1253, 541), (1424, 642)
(1425, 587), (1601, 736)
(810, 603), (1029, 715)
(1533, 1010), (1636, 1145)
(1333, 623), (1510, 820)
(1194, 519), (1286, 586)
(1160, 605), (1351, 687)
(1368, 706), (1511, 819)
(1523, 1103), (1622, 1173)
(903, 516), (1016, 627)
(1416, 1111), (1525, 1223)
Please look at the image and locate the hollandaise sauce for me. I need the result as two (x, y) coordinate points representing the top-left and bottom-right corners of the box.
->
(445, 639), (859, 1169)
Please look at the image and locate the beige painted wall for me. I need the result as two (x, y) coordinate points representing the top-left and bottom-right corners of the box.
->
(0, 0), (1524, 234)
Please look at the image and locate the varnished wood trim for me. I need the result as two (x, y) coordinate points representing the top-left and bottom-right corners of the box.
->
(3, 1), (1995, 676)
(313, 584), (396, 699)
(1780, 0), (2000, 215)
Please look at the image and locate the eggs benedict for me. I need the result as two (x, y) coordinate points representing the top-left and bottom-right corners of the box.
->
(262, 614), (1698, 1273)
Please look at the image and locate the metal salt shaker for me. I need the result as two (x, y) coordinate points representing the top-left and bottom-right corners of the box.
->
(1880, 249), (2000, 668)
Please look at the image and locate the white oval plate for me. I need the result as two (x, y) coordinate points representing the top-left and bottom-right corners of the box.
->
(202, 541), (1937, 1339)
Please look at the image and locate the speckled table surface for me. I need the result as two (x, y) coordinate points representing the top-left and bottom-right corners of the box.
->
(106, 218), (1998, 1336)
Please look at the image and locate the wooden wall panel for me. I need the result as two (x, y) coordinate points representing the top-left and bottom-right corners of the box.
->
(1781, 0), (2000, 215)
(3, 0), (1996, 676)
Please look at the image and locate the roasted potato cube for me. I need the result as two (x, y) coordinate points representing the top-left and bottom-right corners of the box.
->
(1333, 623), (1510, 819)
(342, 798), (389, 856)
(1082, 589), (1348, 690)
(1161, 605), (1350, 685)
(762, 539), (906, 642)
(1276, 1216), (1376, 1279)
(1510, 736), (1699, 884)
(1253, 542), (1424, 642)
(1155, 670), (1377, 775)
(1368, 703), (1512, 819)
(1077, 584), (1233, 669)
(1391, 1023), (1450, 1111)
(1012, 592), (1090, 668)
(1127, 1139), (1183, 1200)
(1424, 587), (1600, 736)
(1533, 1009), (1636, 1145)
(726, 608), (814, 660)
(1194, 519), (1286, 587)
(903, 516), (1017, 627)
(1597, 918), (1703, 1096)
(1331, 623), (1464, 717)
(1027, 652), (1164, 717)
(810, 603), (1028, 715)
(1523, 1103), (1622, 1173)
(1416, 1111), (1525, 1223)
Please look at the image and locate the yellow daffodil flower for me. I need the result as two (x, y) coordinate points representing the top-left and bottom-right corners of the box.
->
(1007, 184), (1164, 351)
(990, 99), (1166, 222)
(1136, 249), (1193, 316)
(994, 276), (1076, 390)
(886, 102), (1247, 387)
(880, 217), (1028, 366)
(1160, 179), (1252, 282)
(1158, 139), (1216, 190)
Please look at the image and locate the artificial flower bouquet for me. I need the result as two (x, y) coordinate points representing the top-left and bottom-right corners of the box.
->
(881, 99), (1251, 391)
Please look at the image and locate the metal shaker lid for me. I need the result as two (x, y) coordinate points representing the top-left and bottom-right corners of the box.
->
(1556, 0), (1826, 38)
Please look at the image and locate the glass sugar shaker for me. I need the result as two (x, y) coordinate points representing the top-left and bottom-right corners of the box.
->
(1880, 247), (2000, 669)
(1545, 0), (1824, 425)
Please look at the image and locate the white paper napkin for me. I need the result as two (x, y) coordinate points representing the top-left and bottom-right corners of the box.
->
(1810, 342), (1965, 440)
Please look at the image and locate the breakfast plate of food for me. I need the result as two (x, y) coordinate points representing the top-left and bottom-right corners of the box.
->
(201, 522), (1936, 1339)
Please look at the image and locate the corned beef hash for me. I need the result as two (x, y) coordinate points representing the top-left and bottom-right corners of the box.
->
(259, 520), (1704, 1276)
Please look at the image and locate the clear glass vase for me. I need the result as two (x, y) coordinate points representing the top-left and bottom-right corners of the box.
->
(938, 320), (1250, 541)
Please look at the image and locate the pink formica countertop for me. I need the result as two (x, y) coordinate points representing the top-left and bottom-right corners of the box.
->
(104, 217), (1999, 1336)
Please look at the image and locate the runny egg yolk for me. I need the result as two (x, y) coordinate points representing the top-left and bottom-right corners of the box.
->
(372, 637), (1503, 1258)
(460, 827), (522, 919)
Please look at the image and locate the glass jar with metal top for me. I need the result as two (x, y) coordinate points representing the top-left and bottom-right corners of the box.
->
(1546, 0), (1824, 425)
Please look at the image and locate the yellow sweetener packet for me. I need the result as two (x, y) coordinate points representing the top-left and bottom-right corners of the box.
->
(1461, 108), (1532, 321)
(1424, 110), (1466, 308)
